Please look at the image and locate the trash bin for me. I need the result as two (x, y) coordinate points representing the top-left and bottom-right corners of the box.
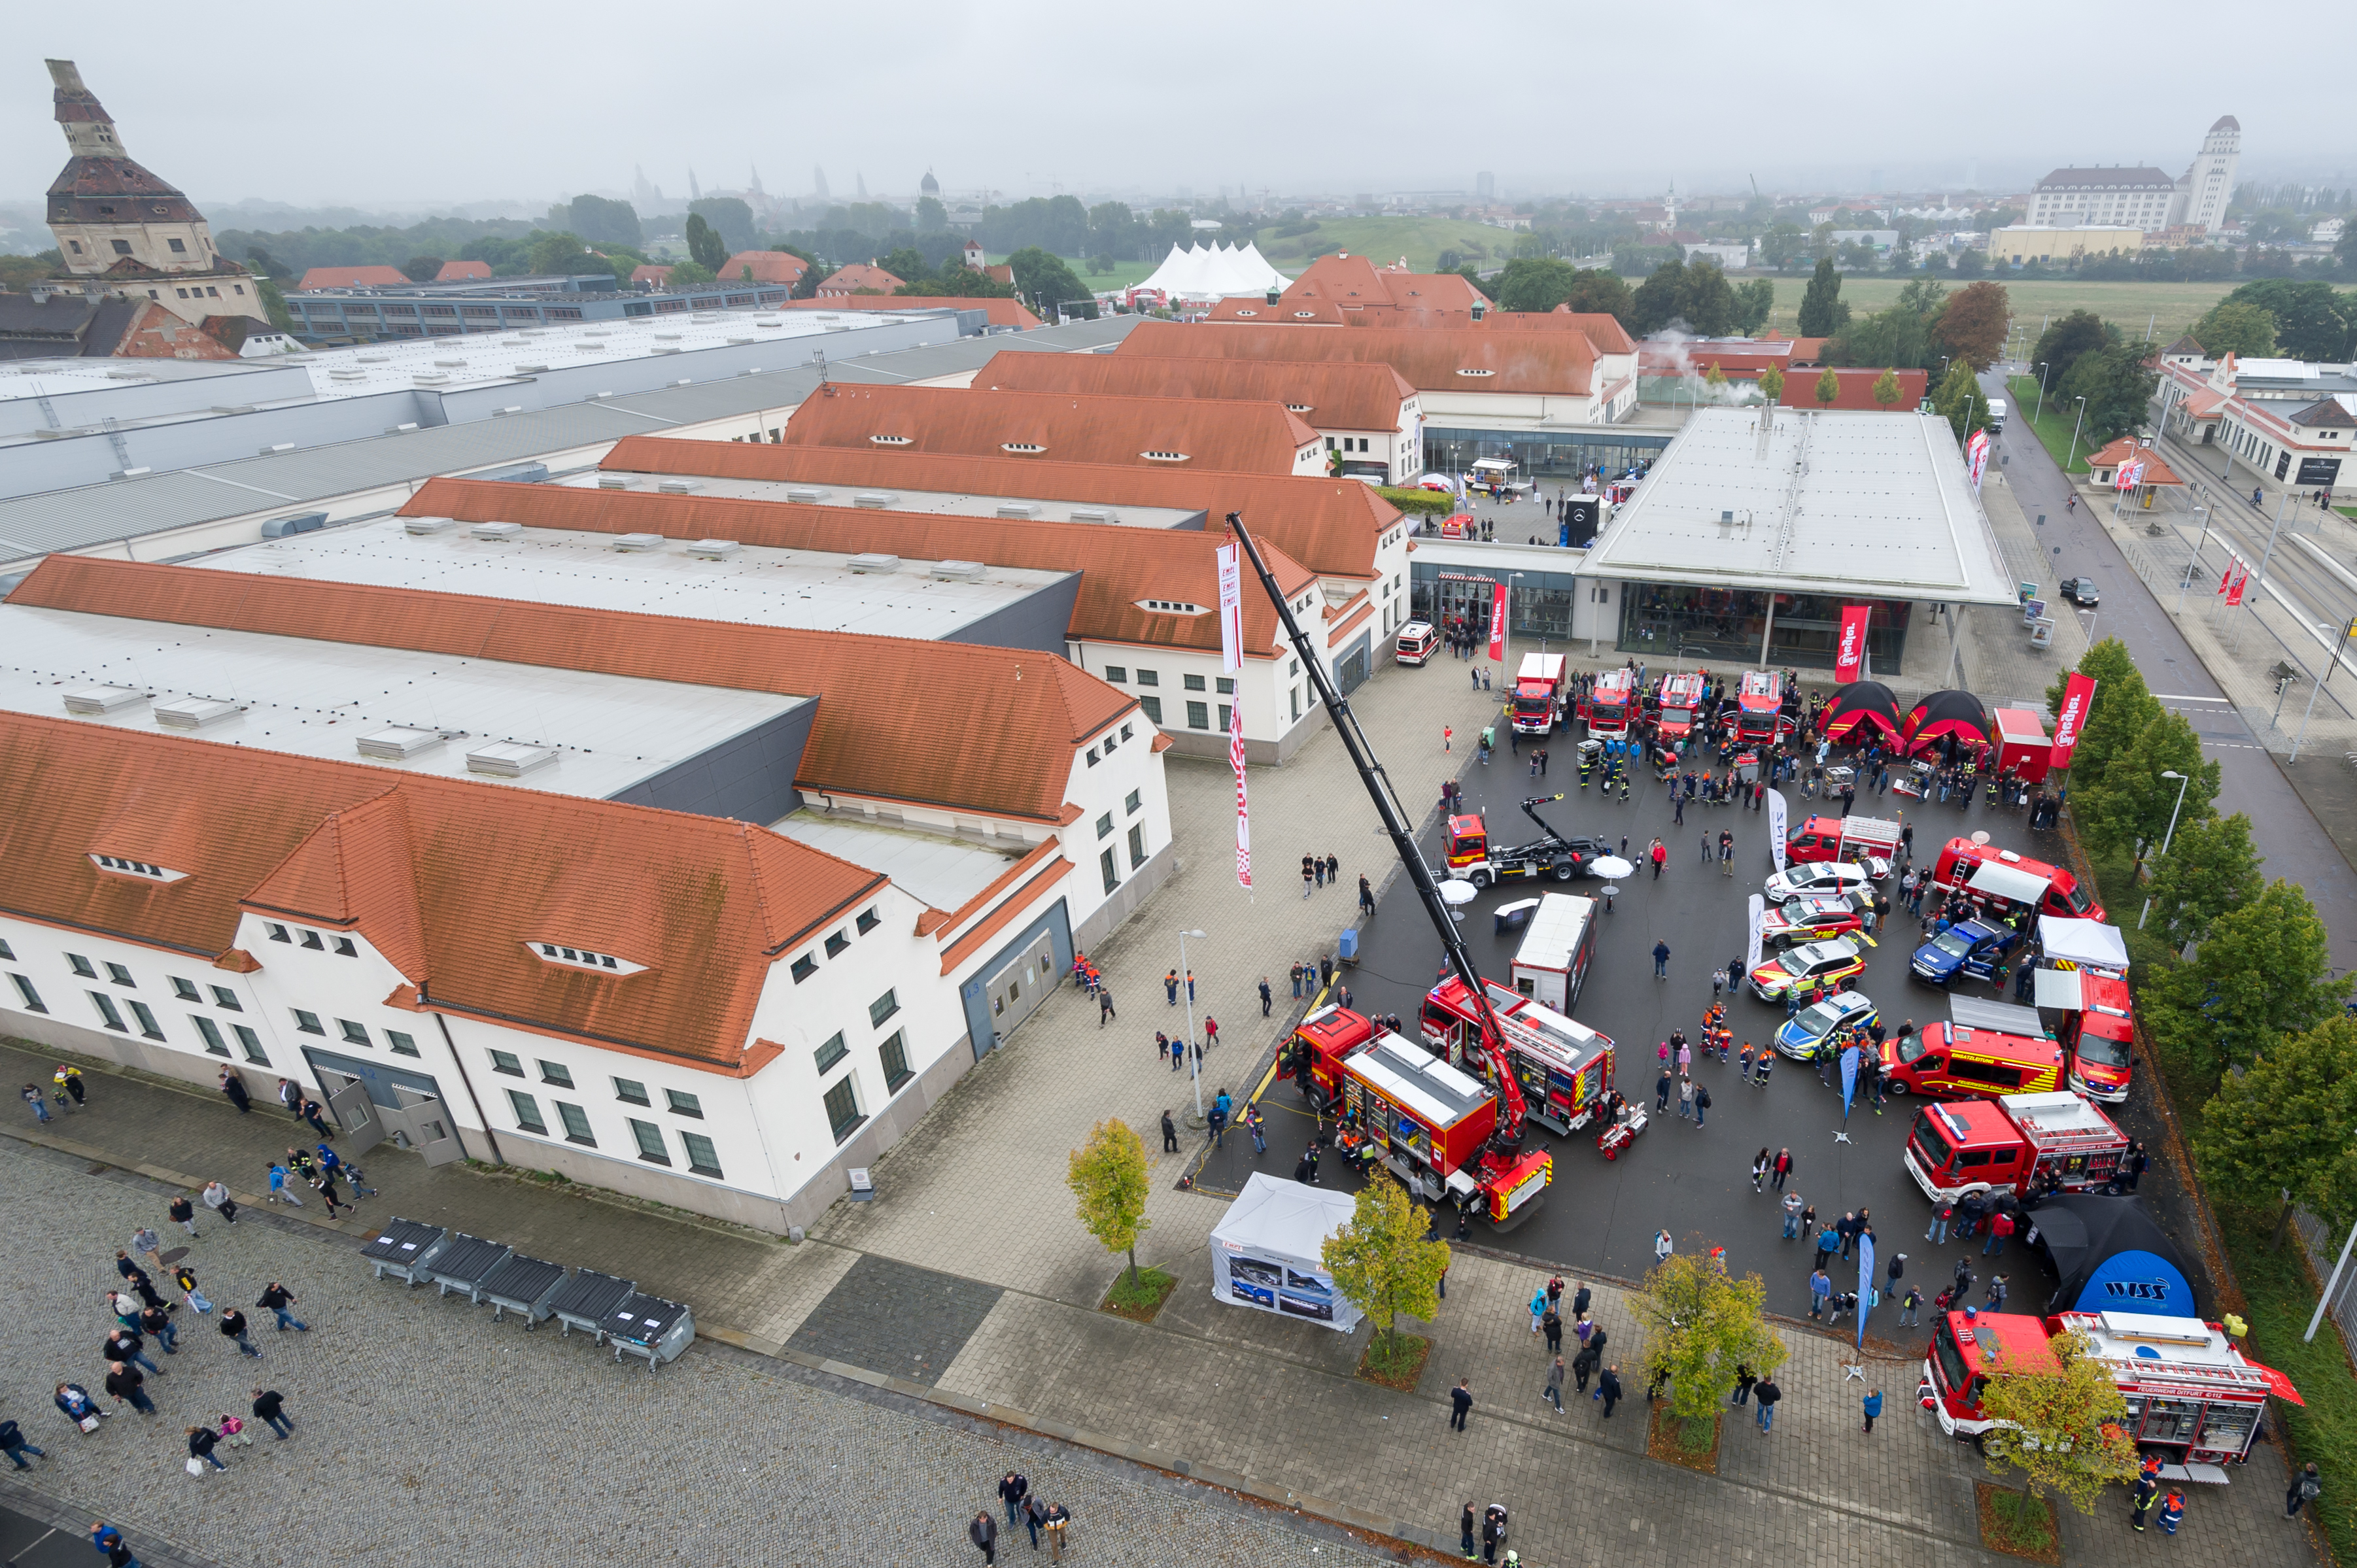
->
(604, 1291), (694, 1372)
(549, 1269), (635, 1342)
(1337, 928), (1359, 964)
(361, 1219), (449, 1287)
(420, 1232), (511, 1301)
(475, 1253), (568, 1327)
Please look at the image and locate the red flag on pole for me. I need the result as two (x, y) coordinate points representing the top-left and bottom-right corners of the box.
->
(2049, 672), (2098, 768)
(2226, 566), (2249, 607)
(1487, 581), (1508, 663)
(1229, 694), (1252, 891)
(1834, 604), (1870, 683)
(2218, 562), (2233, 596)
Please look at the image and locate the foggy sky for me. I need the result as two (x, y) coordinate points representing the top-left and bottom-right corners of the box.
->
(7, 1), (2344, 214)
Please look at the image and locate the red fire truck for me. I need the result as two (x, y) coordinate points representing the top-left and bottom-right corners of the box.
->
(1784, 814), (1903, 878)
(1335, 1032), (1555, 1227)
(1930, 838), (2105, 921)
(1723, 668), (1793, 745)
(1579, 667), (1638, 736)
(1903, 1091), (2128, 1203)
(1510, 653), (1568, 735)
(1650, 671), (1710, 743)
(2044, 968), (2136, 1103)
(1921, 1309), (2301, 1474)
(1419, 976), (1617, 1137)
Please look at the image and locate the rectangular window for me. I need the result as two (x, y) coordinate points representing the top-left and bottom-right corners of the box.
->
(825, 931), (850, 958)
(128, 1000), (163, 1040)
(1129, 823), (1148, 869)
(665, 1089), (704, 1119)
(292, 1010), (324, 1035)
(334, 938), (358, 957)
(90, 991), (127, 1031)
(540, 1061), (575, 1089)
(171, 977), (201, 1001)
(387, 1031), (420, 1058)
(613, 1078), (651, 1106)
(880, 1030), (912, 1091)
(508, 1089), (547, 1134)
(68, 953), (97, 978)
(1103, 665), (1127, 683)
(1097, 813), (1114, 840)
(555, 1102), (596, 1146)
(1139, 696), (1163, 724)
(629, 1117), (671, 1164)
(10, 974), (47, 1012)
(1216, 677), (1235, 694)
(264, 923), (289, 943)
(869, 989), (899, 1028)
(1101, 847), (1120, 893)
(1135, 669), (1159, 687)
(1186, 701), (1210, 730)
(300, 930), (325, 951)
(791, 953), (817, 983)
(816, 1032), (848, 1073)
(823, 1077), (864, 1142)
(192, 1015), (230, 1057)
(338, 1019), (370, 1047)
(232, 1025), (267, 1065)
(1183, 673), (1207, 691)
(210, 987), (242, 1011)
(0, 940), (9, 961)
(490, 1050), (524, 1077)
(1120, 724), (1133, 742)
(1126, 789), (1143, 815)
(856, 908), (880, 935)
(681, 1131), (723, 1178)
(1218, 704), (1232, 732)
(1086, 747), (1099, 767)
(1292, 686), (1303, 721)
(105, 963), (135, 987)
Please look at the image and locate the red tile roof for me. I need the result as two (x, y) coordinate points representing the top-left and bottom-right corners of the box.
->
(9, 556), (1134, 829)
(719, 250), (811, 284)
(781, 383), (1323, 475)
(630, 264), (674, 286)
(2086, 439), (2184, 484)
(978, 351), (1412, 432)
(1279, 253), (1488, 315)
(434, 260), (492, 282)
(0, 711), (884, 1071)
(780, 296), (1043, 330)
(1117, 319), (1596, 398)
(1757, 366), (1929, 411)
(816, 262), (905, 296)
(295, 265), (408, 291)
(596, 435), (1401, 581)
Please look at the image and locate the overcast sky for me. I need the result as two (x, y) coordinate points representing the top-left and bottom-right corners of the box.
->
(7, 1), (2345, 216)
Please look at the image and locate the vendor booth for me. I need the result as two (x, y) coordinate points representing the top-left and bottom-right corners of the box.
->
(2025, 1193), (2201, 1320)
(1821, 681), (1902, 744)
(2037, 916), (2131, 972)
(1209, 1174), (1364, 1332)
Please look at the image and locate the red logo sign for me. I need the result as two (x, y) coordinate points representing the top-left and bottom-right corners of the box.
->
(2050, 672), (2098, 768)
(1487, 581), (1508, 663)
(1834, 604), (1870, 684)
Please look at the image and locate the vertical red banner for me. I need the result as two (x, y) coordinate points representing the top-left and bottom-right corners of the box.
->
(1487, 581), (1508, 663)
(1834, 604), (1870, 683)
(2049, 672), (2098, 768)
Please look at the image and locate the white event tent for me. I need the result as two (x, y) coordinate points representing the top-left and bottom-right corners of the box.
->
(1136, 242), (1291, 300)
(1209, 1173), (1362, 1331)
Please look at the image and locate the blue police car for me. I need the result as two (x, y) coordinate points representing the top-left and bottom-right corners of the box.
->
(1909, 918), (2016, 986)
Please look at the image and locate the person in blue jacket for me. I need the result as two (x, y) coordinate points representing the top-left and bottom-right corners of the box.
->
(1861, 1388), (1884, 1433)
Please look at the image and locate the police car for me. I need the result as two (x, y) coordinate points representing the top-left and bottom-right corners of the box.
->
(1763, 861), (1877, 902)
(1748, 937), (1868, 1002)
(1774, 990), (1879, 1059)
(1909, 919), (2018, 986)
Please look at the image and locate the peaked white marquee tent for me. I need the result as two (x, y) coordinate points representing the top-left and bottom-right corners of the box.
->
(1136, 242), (1291, 300)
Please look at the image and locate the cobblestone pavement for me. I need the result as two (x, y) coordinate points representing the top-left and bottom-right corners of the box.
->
(0, 1138), (1388, 1568)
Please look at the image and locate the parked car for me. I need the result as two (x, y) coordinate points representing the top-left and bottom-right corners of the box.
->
(1909, 918), (2018, 987)
(1749, 937), (1868, 1002)
(1774, 990), (1880, 1060)
(1764, 861), (1876, 902)
(2057, 577), (2101, 607)
(1759, 890), (1875, 945)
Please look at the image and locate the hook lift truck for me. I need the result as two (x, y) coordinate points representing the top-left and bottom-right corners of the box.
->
(1233, 513), (1611, 1229)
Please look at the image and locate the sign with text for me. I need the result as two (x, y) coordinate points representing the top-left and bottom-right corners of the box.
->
(1834, 604), (1870, 684)
(1746, 893), (1765, 973)
(1487, 581), (1508, 663)
(2049, 672), (2098, 769)
(1230, 694), (1252, 891)
(1215, 539), (1244, 674)
(1766, 789), (1788, 872)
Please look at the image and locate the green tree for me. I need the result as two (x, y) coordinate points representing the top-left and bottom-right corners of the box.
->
(1759, 364), (1785, 401)
(1953, 247), (1987, 278)
(1008, 247), (1095, 318)
(1677, 259), (1739, 337)
(2192, 299), (2279, 358)
(664, 260), (715, 286)
(1975, 1328), (2139, 1541)
(1630, 259), (1688, 335)
(1931, 360), (1986, 437)
(2045, 638), (2159, 785)
(2059, 343), (2159, 449)
(1932, 279), (2010, 370)
(2030, 309), (2110, 391)
(1704, 361), (1729, 392)
(879, 247), (929, 286)
(2148, 880), (2350, 1086)
(1734, 277), (1776, 335)
(1632, 1250), (1786, 1446)
(683, 214), (727, 271)
(526, 230), (603, 278)
(253, 277), (296, 333)
(914, 196), (947, 233)
(1813, 366), (1841, 406)
(1797, 256), (1849, 337)
(2195, 1017), (2357, 1248)
(1492, 256), (1578, 313)
(565, 195), (643, 248)
(1066, 1118), (1152, 1284)
(2072, 710), (2218, 867)
(1558, 268), (1637, 328)
(2141, 812), (2263, 949)
(1871, 367), (1902, 408)
(2224, 279), (2355, 360)
(1320, 1179), (1449, 1364)
(1758, 222), (1806, 271)
(400, 254), (445, 282)
(687, 196), (755, 254)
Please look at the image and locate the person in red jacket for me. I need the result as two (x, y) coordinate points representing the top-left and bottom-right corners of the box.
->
(1983, 1208), (2016, 1257)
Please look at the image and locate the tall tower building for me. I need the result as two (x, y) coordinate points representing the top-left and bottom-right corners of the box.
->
(42, 60), (269, 329)
(2171, 116), (2240, 234)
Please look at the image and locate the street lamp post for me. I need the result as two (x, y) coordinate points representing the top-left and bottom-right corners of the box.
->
(2136, 770), (2191, 929)
(1178, 929), (1208, 1120)
(2034, 362), (2050, 423)
(2291, 615), (2357, 762)
(2064, 396), (2089, 473)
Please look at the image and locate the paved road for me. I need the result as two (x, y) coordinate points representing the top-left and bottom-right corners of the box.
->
(1982, 367), (2357, 968)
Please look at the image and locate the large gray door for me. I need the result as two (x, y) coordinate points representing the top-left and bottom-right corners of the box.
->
(390, 1085), (464, 1168)
(984, 930), (1058, 1048)
(324, 1078), (387, 1154)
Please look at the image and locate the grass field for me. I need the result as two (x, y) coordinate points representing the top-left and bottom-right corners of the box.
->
(2006, 375), (2099, 473)
(1763, 275), (2235, 347)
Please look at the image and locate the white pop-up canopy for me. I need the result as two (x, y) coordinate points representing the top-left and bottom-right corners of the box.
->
(1136, 241), (1290, 299)
(1209, 1172), (1364, 1332)
(2039, 916), (2131, 972)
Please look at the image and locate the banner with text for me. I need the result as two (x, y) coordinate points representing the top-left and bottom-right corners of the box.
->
(1230, 693), (1252, 890)
(1746, 893), (1765, 973)
(1487, 581), (1508, 663)
(1766, 789), (1789, 872)
(1834, 604), (1871, 685)
(1215, 539), (1244, 673)
(2049, 672), (2098, 769)
(1966, 428), (1991, 492)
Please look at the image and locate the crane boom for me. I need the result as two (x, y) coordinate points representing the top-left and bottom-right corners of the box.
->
(1224, 512), (1527, 1141)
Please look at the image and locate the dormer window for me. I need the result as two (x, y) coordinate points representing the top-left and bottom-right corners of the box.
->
(1286, 404), (1313, 413)
(869, 434), (912, 445)
(1141, 451), (1190, 462)
(530, 942), (649, 976)
(1000, 443), (1046, 454)
(1456, 367), (1496, 377)
(1137, 600), (1208, 615)
(90, 854), (190, 884)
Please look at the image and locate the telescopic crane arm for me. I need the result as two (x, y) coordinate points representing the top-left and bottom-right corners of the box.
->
(1224, 513), (1526, 1140)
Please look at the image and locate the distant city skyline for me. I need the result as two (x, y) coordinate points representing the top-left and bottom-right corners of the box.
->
(5, 5), (2349, 215)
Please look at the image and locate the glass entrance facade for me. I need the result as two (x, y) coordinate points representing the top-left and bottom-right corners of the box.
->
(1616, 584), (1913, 671)
(1411, 565), (1584, 645)
(1423, 426), (1670, 487)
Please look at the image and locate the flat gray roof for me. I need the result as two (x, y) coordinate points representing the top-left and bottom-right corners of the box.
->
(768, 811), (1023, 912)
(0, 315), (1140, 567)
(1577, 406), (2018, 605)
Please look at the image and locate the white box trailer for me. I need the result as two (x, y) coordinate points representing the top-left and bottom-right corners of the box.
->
(1511, 892), (1598, 1010)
